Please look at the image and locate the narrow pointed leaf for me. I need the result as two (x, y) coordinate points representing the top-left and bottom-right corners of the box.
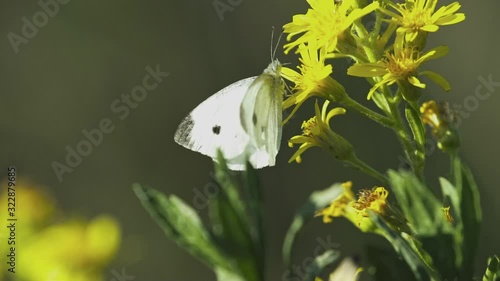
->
(210, 151), (261, 281)
(452, 157), (482, 280)
(133, 184), (231, 271)
(243, 161), (265, 273)
(370, 212), (438, 281)
(365, 244), (417, 281)
(482, 255), (500, 281)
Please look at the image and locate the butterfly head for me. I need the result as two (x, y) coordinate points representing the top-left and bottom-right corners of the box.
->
(263, 59), (282, 78)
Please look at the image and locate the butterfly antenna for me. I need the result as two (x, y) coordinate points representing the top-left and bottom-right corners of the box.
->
(272, 28), (284, 61)
(270, 26), (275, 61)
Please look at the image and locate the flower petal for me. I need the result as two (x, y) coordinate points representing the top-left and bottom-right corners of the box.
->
(347, 63), (387, 77)
(408, 76), (426, 89)
(420, 70), (451, 91)
(435, 13), (466, 25)
(420, 24), (439, 32)
(418, 45), (449, 63)
(325, 108), (346, 124)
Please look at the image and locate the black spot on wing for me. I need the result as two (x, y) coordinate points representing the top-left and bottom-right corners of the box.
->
(212, 125), (221, 135)
(252, 113), (258, 125)
(174, 114), (194, 145)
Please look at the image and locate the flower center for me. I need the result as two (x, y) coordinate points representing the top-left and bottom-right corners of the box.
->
(384, 48), (420, 79)
(301, 117), (319, 136)
(399, 4), (432, 30)
(352, 187), (388, 214)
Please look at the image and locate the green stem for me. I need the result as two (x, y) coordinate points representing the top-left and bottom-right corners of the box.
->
(342, 96), (394, 128)
(384, 88), (418, 175)
(349, 157), (388, 185)
(354, 12), (420, 177)
(405, 101), (426, 177)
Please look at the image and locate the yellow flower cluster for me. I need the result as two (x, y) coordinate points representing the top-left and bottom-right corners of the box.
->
(283, 0), (465, 164)
(0, 179), (121, 281)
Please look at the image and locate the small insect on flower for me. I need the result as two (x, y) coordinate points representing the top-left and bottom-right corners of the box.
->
(442, 206), (454, 224)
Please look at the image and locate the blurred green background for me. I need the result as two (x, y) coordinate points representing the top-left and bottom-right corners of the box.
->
(1, 0), (499, 280)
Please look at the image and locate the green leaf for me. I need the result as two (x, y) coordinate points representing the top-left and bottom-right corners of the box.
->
(282, 183), (344, 267)
(420, 70), (451, 92)
(440, 177), (463, 268)
(370, 212), (438, 281)
(302, 250), (341, 281)
(242, 161), (265, 272)
(388, 170), (450, 235)
(482, 255), (500, 281)
(210, 191), (259, 281)
(210, 151), (262, 281)
(452, 157), (482, 280)
(132, 184), (231, 271)
(388, 170), (456, 279)
(216, 267), (247, 281)
(365, 244), (417, 281)
(420, 234), (456, 280)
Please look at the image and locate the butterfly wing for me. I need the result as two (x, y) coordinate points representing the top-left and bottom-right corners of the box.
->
(240, 60), (284, 168)
(174, 77), (257, 170)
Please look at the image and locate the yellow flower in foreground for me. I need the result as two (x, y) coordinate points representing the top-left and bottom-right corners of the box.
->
(0, 179), (121, 281)
(347, 46), (450, 99)
(380, 0), (465, 42)
(282, 43), (346, 124)
(316, 182), (391, 232)
(18, 215), (121, 281)
(0, 178), (55, 231)
(288, 100), (354, 163)
(283, 0), (379, 54)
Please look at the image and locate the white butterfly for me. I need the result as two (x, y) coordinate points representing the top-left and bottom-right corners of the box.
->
(174, 60), (285, 170)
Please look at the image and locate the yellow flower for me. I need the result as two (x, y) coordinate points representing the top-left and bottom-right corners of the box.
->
(316, 182), (411, 234)
(316, 182), (394, 232)
(0, 179), (121, 281)
(347, 45), (450, 99)
(420, 100), (460, 151)
(316, 181), (355, 223)
(18, 215), (121, 281)
(351, 186), (389, 218)
(288, 100), (354, 163)
(0, 178), (55, 228)
(380, 0), (466, 42)
(282, 43), (346, 124)
(283, 0), (379, 54)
